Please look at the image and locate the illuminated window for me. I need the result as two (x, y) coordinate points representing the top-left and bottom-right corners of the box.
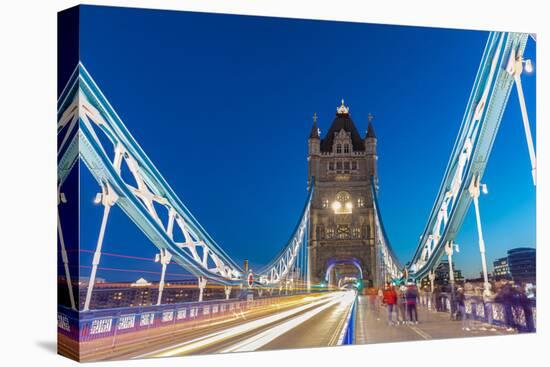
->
(357, 197), (364, 208)
(332, 191), (353, 214)
(322, 198), (329, 208)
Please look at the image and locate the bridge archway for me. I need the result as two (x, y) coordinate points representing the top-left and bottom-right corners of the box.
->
(324, 257), (364, 289)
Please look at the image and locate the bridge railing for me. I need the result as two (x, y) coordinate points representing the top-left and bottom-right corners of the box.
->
(58, 293), (309, 358)
(417, 292), (536, 332)
(339, 293), (358, 345)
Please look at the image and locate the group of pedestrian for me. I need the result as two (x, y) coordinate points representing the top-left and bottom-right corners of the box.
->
(367, 282), (420, 325)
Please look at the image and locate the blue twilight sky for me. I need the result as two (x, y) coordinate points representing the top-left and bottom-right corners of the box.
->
(72, 5), (536, 281)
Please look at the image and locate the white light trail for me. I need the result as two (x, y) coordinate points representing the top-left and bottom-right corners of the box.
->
(136, 292), (345, 358)
(221, 291), (355, 352)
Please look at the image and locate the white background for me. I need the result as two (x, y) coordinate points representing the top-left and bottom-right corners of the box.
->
(0, 0), (547, 366)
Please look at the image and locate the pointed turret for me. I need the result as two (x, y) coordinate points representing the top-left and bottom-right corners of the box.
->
(320, 100), (364, 152)
(308, 112), (321, 157)
(309, 112), (320, 139)
(366, 122), (376, 139)
(364, 112), (378, 185)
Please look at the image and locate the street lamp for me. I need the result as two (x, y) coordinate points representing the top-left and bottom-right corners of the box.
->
(524, 59), (534, 73)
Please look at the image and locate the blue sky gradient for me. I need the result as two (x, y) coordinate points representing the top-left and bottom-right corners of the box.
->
(74, 6), (536, 281)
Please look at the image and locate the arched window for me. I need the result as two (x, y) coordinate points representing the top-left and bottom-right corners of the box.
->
(336, 144), (342, 153)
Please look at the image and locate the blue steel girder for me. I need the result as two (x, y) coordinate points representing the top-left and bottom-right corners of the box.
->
(58, 64), (246, 286)
(407, 32), (529, 280)
(371, 180), (402, 282)
(255, 186), (313, 286)
(57, 63), (316, 288)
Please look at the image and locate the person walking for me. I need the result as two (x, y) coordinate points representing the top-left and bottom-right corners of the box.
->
(382, 282), (398, 325)
(495, 281), (514, 331)
(397, 285), (407, 324)
(376, 287), (384, 321)
(455, 287), (470, 331)
(433, 285), (442, 312)
(367, 287), (377, 311)
(405, 283), (419, 324)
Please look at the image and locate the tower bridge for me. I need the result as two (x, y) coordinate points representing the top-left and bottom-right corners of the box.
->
(57, 31), (536, 360)
(307, 100), (380, 288)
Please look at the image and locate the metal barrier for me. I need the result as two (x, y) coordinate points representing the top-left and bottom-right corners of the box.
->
(58, 295), (289, 355)
(339, 294), (358, 345)
(417, 292), (536, 332)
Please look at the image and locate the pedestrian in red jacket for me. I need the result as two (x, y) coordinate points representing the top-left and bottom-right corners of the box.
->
(382, 282), (398, 324)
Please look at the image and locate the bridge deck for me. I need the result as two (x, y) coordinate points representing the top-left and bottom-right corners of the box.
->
(354, 295), (516, 344)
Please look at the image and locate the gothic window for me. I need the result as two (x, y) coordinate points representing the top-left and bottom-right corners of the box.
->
(337, 225), (350, 240)
(344, 144), (350, 153)
(362, 224), (368, 238)
(326, 227), (335, 239)
(336, 144), (342, 154)
(317, 225), (325, 240)
(352, 226), (361, 239)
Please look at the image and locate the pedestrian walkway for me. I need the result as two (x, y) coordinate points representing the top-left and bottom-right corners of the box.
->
(354, 295), (515, 344)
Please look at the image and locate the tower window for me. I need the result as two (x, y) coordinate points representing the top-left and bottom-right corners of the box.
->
(337, 225), (350, 240)
(352, 226), (361, 239)
(326, 227), (335, 239)
(332, 191), (353, 214)
(344, 144), (350, 153)
(336, 144), (342, 154)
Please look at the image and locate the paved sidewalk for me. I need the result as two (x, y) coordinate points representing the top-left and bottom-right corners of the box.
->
(354, 295), (516, 344)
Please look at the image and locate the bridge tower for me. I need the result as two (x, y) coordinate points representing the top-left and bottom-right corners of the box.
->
(307, 100), (379, 289)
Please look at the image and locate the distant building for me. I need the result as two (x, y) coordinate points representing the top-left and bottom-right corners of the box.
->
(421, 259), (464, 288)
(507, 247), (536, 284)
(493, 257), (511, 280)
(72, 279), (228, 310)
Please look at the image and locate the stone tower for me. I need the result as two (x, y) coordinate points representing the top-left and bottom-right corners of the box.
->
(307, 100), (379, 288)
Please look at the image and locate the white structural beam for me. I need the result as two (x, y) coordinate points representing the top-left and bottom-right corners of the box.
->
(83, 183), (118, 312)
(506, 47), (536, 186)
(469, 175), (490, 294)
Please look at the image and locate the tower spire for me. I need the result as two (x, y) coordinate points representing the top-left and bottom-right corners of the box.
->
(336, 99), (350, 115)
(309, 112), (320, 139)
(366, 112), (376, 138)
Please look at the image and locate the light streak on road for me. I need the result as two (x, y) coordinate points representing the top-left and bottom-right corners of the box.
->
(221, 291), (356, 352)
(137, 291), (352, 358)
